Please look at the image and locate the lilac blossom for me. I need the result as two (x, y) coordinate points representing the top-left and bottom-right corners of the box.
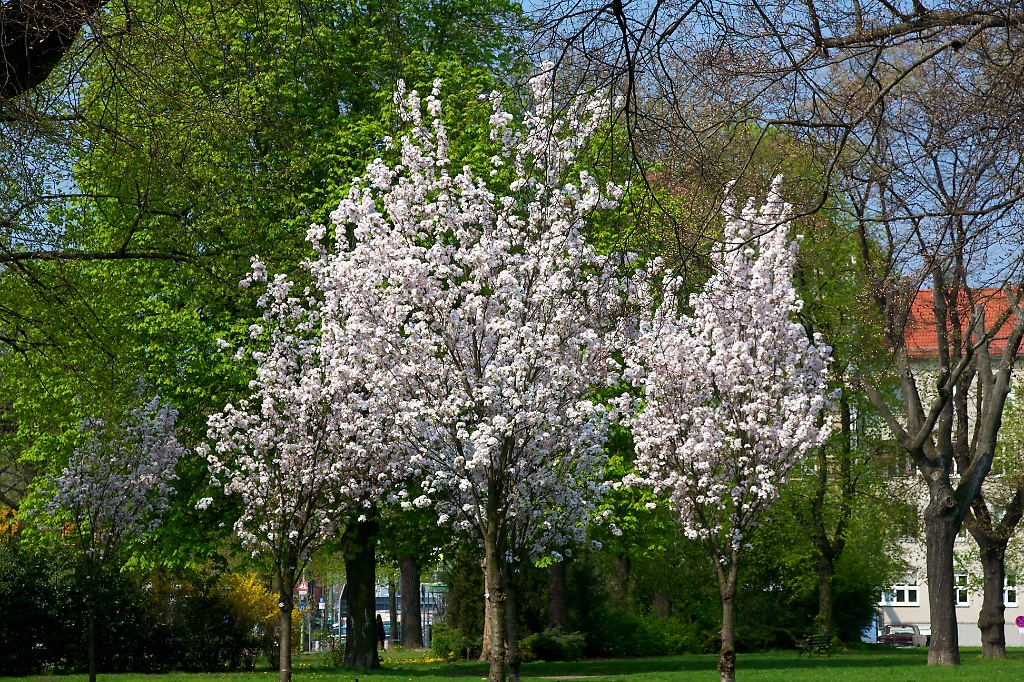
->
(48, 397), (184, 564)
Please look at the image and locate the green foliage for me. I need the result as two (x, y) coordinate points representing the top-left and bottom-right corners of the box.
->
(0, 543), (282, 674)
(584, 610), (700, 658)
(519, 627), (586, 662)
(429, 621), (479, 661)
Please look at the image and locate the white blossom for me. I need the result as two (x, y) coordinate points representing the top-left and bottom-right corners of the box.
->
(625, 177), (831, 562)
(310, 71), (625, 565)
(203, 266), (394, 571)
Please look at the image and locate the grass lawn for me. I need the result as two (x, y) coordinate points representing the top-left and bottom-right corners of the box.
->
(7, 647), (1024, 682)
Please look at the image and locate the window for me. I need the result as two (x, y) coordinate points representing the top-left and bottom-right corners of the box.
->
(1006, 575), (1017, 607)
(880, 581), (919, 606)
(955, 573), (969, 607)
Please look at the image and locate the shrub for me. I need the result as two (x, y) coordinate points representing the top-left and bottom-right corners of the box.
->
(584, 609), (701, 658)
(520, 627), (586, 662)
(430, 622), (469, 661)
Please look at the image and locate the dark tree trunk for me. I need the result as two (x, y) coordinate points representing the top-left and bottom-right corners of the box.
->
(716, 554), (739, 682)
(614, 553), (631, 606)
(344, 518), (380, 669)
(817, 552), (835, 635)
(923, 493), (961, 665)
(86, 584), (97, 682)
(483, 505), (506, 682)
(809, 395), (852, 636)
(547, 562), (567, 628)
(278, 591), (293, 682)
(978, 537), (1008, 658)
(400, 555), (423, 648)
(480, 556), (492, 662)
(276, 564), (296, 682)
(503, 568), (521, 682)
(965, 489), (1024, 659)
(388, 577), (397, 646)
(652, 593), (669, 619)
(1, 0), (108, 99)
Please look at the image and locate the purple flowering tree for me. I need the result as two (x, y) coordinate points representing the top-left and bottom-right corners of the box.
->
(625, 179), (832, 682)
(46, 397), (184, 682)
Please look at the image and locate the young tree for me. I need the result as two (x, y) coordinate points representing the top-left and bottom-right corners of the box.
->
(311, 70), (625, 682)
(45, 397), (184, 682)
(625, 179), (832, 682)
(200, 267), (393, 681)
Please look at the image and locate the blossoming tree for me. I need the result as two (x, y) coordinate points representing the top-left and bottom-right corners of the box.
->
(46, 397), (184, 682)
(200, 268), (393, 680)
(625, 179), (832, 682)
(310, 70), (624, 682)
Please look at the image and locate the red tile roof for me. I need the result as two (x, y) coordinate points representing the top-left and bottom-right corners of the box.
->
(906, 289), (1017, 357)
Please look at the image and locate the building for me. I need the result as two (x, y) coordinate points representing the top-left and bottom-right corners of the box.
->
(876, 288), (1024, 646)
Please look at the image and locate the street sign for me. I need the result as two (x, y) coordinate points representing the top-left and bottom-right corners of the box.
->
(1015, 615), (1024, 628)
(319, 597), (326, 610)
(298, 580), (309, 597)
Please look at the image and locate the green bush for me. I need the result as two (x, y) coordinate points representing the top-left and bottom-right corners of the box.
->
(520, 627), (586, 662)
(430, 622), (478, 661)
(584, 610), (701, 658)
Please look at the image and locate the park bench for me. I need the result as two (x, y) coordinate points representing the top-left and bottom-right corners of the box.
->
(796, 634), (833, 657)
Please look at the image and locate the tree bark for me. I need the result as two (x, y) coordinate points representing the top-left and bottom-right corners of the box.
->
(278, 591), (293, 682)
(1, 0), (108, 100)
(965, 489), (1024, 659)
(388, 577), (397, 647)
(614, 553), (631, 606)
(277, 565), (295, 682)
(344, 518), (380, 669)
(483, 509), (507, 682)
(812, 395), (852, 635)
(400, 555), (423, 648)
(977, 537), (1008, 658)
(480, 557), (492, 661)
(817, 552), (834, 635)
(86, 583), (97, 682)
(717, 555), (739, 682)
(503, 568), (521, 682)
(547, 562), (567, 628)
(923, 493), (961, 665)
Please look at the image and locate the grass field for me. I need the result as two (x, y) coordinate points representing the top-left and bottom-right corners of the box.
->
(7, 647), (1024, 682)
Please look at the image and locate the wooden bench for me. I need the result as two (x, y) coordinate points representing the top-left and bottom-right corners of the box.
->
(796, 634), (833, 657)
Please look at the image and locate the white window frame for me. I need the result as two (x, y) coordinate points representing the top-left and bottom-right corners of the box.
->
(1005, 575), (1017, 607)
(880, 581), (920, 606)
(955, 572), (970, 607)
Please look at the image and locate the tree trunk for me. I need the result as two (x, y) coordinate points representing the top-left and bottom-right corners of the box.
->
(503, 568), (521, 682)
(483, 514), (507, 682)
(978, 538), (1008, 658)
(278, 591), (293, 682)
(817, 552), (834, 635)
(652, 592), (669, 619)
(717, 559), (739, 682)
(276, 564), (296, 682)
(344, 518), (380, 669)
(480, 557), (492, 661)
(614, 553), (631, 606)
(923, 495), (961, 665)
(400, 555), (423, 648)
(87, 584), (97, 682)
(388, 577), (398, 647)
(547, 562), (567, 628)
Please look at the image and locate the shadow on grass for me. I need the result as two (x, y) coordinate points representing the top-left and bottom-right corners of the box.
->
(355, 648), (940, 678)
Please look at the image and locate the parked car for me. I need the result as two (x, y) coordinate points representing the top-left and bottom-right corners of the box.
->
(878, 624), (927, 647)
